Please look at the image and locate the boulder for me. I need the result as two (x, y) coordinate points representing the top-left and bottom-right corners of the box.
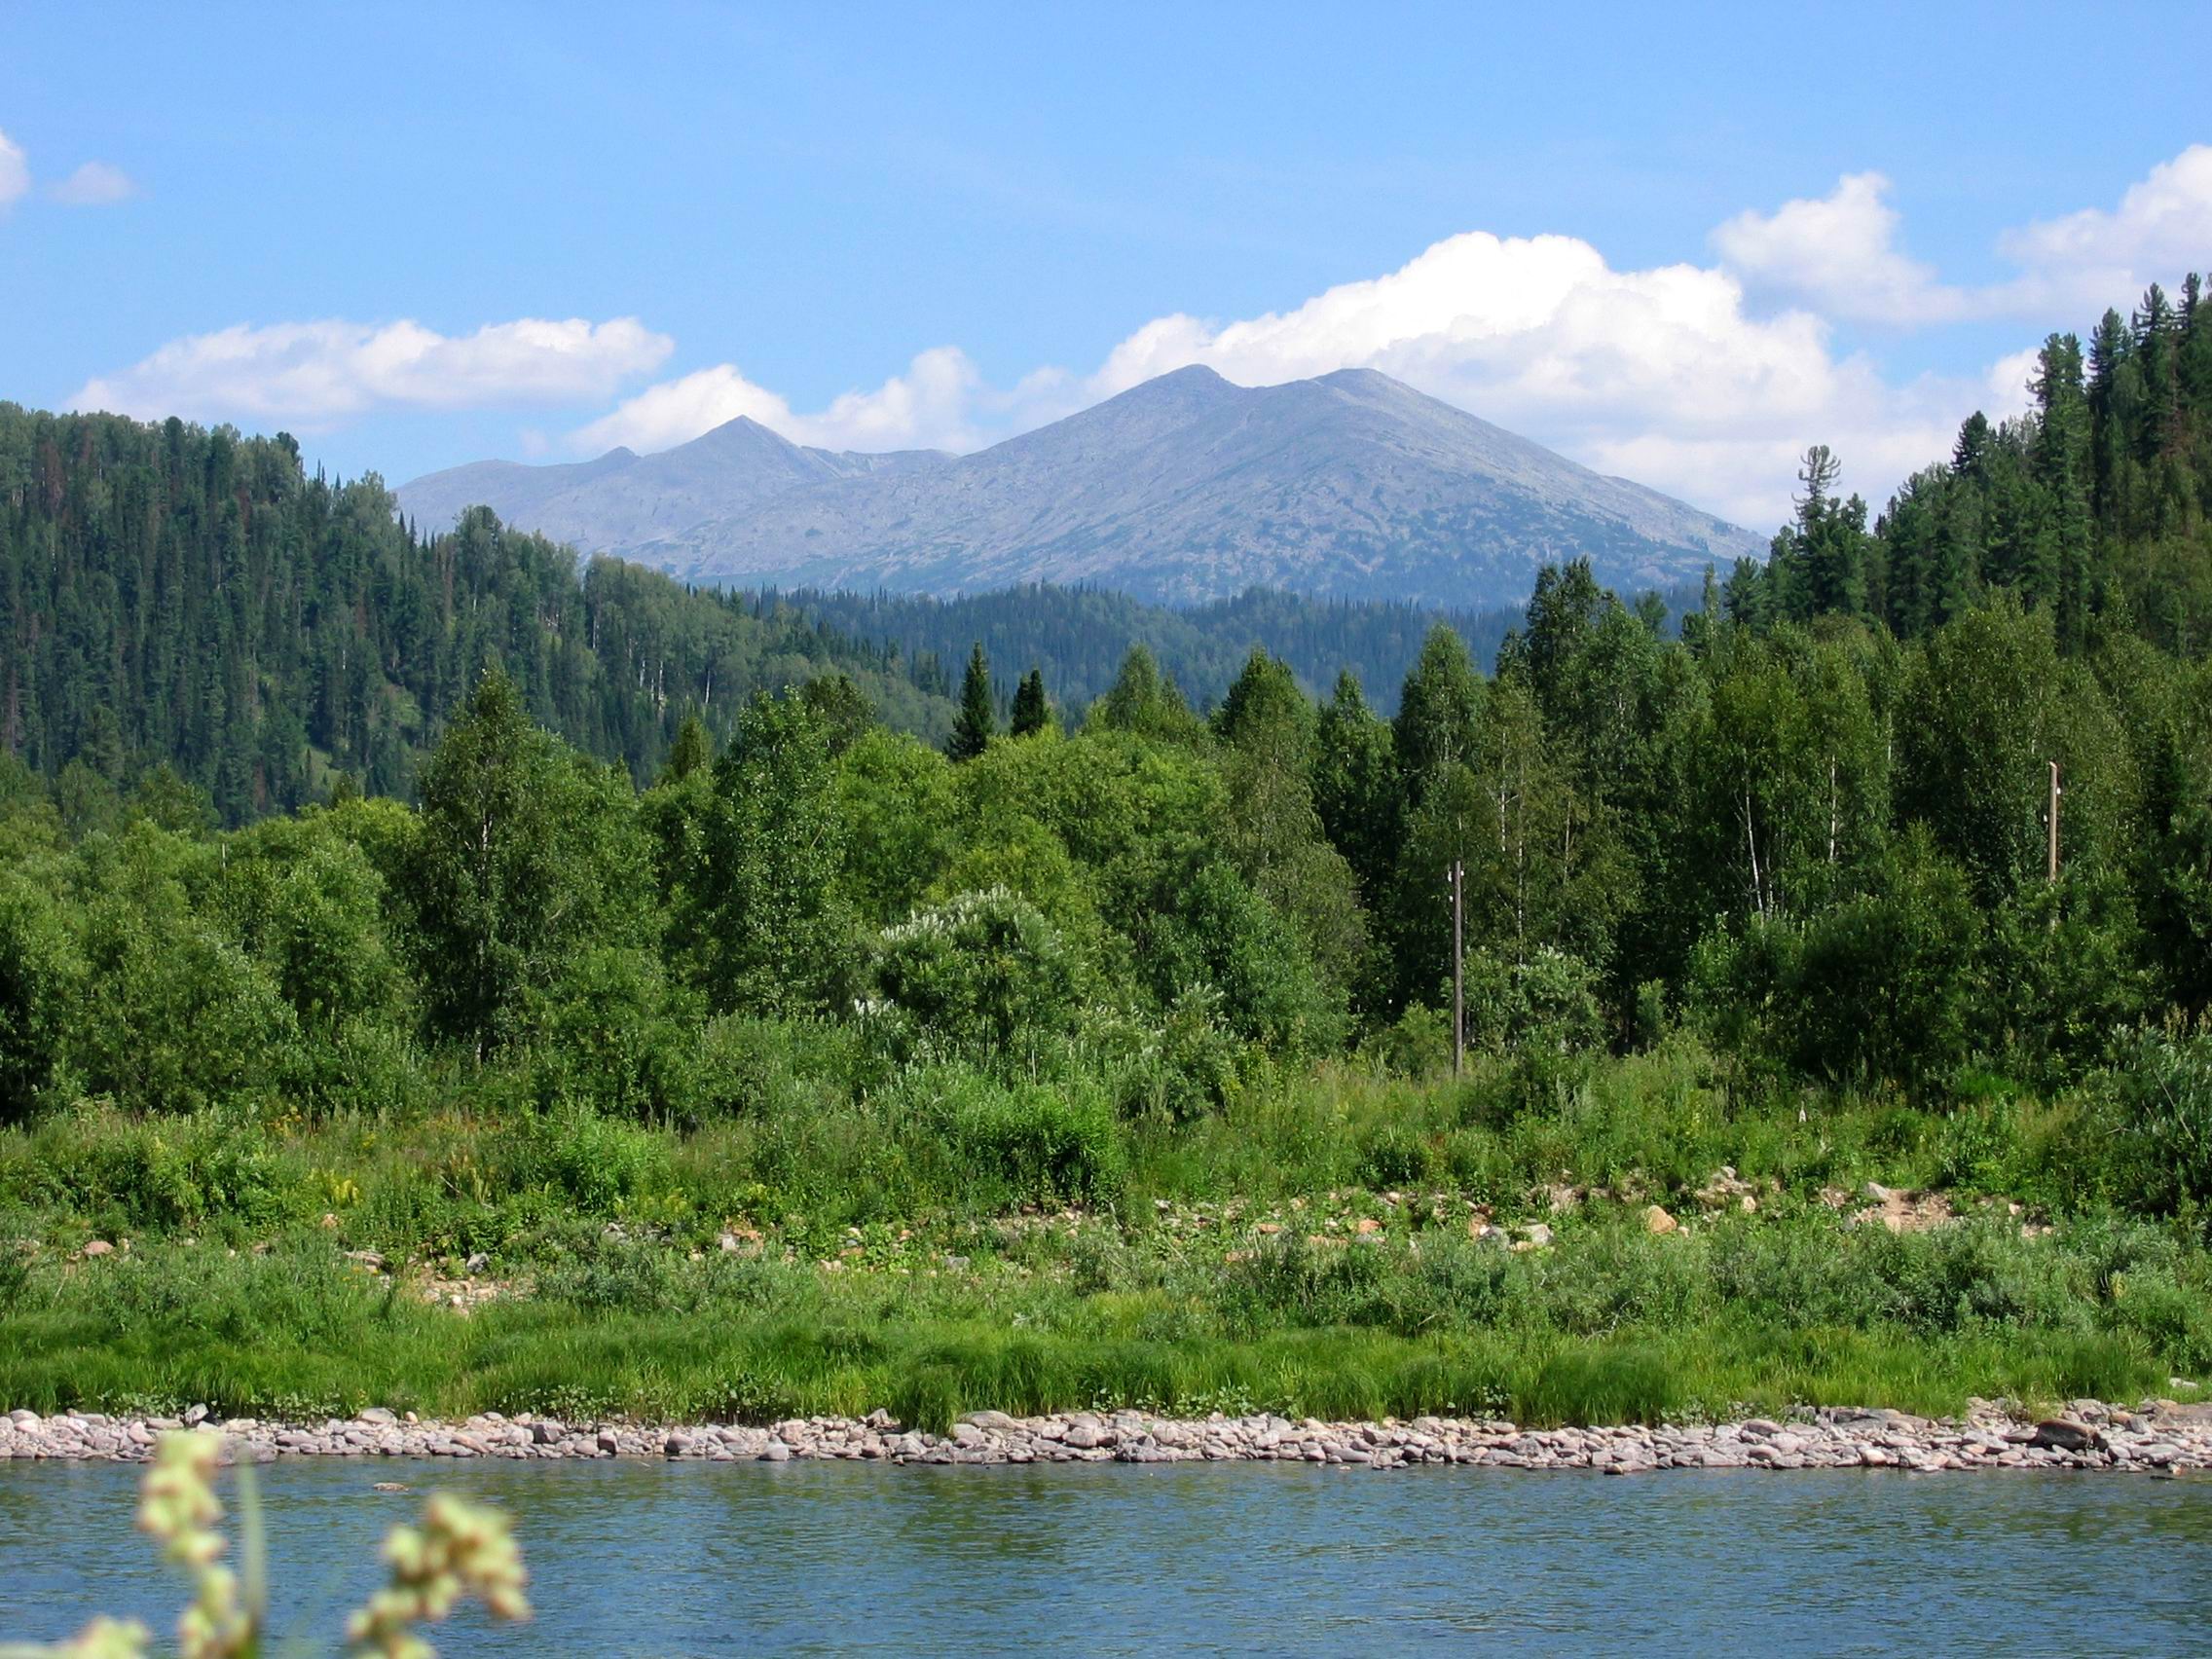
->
(2030, 1419), (2105, 1453)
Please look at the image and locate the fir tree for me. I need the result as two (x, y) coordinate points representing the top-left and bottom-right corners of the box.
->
(947, 642), (996, 761)
(1009, 668), (1053, 737)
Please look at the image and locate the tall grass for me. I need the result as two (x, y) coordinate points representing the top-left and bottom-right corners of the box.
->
(0, 1210), (2193, 1431)
(0, 1035), (2195, 1430)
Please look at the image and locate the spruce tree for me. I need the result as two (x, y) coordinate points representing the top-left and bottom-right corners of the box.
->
(1009, 667), (1052, 737)
(947, 642), (996, 761)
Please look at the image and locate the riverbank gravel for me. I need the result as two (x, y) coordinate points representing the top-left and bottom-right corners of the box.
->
(7, 1398), (2212, 1474)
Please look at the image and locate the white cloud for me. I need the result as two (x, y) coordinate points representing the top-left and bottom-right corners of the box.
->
(72, 316), (673, 426)
(1712, 172), (1964, 325)
(51, 161), (136, 205)
(570, 363), (799, 454)
(92, 147), (2194, 533)
(1714, 148), (2212, 327)
(0, 128), (27, 208)
(1996, 143), (2212, 313)
(572, 346), (999, 456)
(1079, 229), (1987, 528)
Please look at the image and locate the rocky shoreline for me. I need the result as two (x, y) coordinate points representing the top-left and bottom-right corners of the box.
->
(7, 1398), (2212, 1474)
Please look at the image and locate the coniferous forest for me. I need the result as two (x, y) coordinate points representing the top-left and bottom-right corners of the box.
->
(0, 409), (952, 824)
(5, 276), (2212, 1429)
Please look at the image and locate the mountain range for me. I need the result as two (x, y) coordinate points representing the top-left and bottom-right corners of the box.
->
(397, 366), (1763, 608)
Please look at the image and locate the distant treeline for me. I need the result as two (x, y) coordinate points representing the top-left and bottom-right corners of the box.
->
(761, 585), (1539, 718)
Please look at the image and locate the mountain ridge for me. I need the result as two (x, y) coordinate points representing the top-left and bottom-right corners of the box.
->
(398, 367), (1762, 608)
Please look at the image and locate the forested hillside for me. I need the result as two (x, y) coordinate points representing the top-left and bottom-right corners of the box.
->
(0, 407), (950, 824)
(1720, 277), (2212, 648)
(774, 584), (1551, 716)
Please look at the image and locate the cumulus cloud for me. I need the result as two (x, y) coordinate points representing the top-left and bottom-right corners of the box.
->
(572, 346), (1011, 456)
(570, 363), (799, 454)
(72, 316), (673, 426)
(1995, 143), (2212, 313)
(641, 149), (2194, 524)
(1080, 228), (1993, 528)
(1715, 148), (2212, 327)
(1712, 172), (1964, 325)
(51, 161), (137, 205)
(0, 128), (27, 208)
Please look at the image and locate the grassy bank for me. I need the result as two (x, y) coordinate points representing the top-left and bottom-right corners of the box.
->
(5, 1040), (2208, 1433)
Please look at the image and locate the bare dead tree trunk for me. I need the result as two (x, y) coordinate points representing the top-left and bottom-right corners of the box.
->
(1451, 858), (1465, 1079)
(1743, 790), (1766, 921)
(1827, 756), (1839, 865)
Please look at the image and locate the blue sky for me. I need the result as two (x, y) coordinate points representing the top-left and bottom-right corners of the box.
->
(2, 0), (2206, 528)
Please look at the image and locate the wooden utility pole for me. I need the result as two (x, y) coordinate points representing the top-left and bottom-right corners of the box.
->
(1450, 858), (1465, 1077)
(2047, 760), (2062, 884)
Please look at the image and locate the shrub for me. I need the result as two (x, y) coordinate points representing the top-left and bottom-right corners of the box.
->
(16, 1110), (303, 1233)
(1144, 863), (1346, 1055)
(2099, 1028), (2212, 1220)
(1783, 828), (1984, 1085)
(0, 869), (84, 1122)
(530, 946), (703, 1124)
(924, 1070), (1125, 1206)
(1463, 946), (1605, 1056)
(1354, 1121), (1438, 1190)
(692, 1014), (874, 1120)
(870, 887), (1084, 1065)
(501, 1110), (675, 1215)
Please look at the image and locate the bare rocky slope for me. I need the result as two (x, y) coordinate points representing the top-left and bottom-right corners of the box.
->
(399, 366), (1762, 609)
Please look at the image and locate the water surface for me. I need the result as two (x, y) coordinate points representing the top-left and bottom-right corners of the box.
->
(3, 1459), (2207, 1654)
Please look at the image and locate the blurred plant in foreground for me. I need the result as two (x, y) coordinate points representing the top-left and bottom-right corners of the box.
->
(0, 1430), (530, 1659)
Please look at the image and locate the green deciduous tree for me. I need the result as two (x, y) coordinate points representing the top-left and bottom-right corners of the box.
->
(406, 668), (652, 1052)
(676, 691), (851, 1016)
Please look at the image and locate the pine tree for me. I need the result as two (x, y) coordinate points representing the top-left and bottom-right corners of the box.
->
(946, 642), (995, 761)
(1792, 447), (1865, 620)
(1090, 646), (1204, 743)
(1009, 668), (1053, 737)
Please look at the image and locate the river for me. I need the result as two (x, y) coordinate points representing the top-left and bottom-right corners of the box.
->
(4, 1459), (2208, 1653)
